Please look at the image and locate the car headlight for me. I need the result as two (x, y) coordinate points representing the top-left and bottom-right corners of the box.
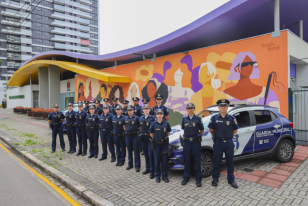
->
(170, 142), (183, 151)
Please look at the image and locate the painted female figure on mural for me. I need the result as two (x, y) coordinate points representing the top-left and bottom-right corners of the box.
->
(126, 82), (141, 104)
(108, 85), (125, 105)
(77, 82), (86, 102)
(86, 81), (96, 102)
(224, 52), (283, 109)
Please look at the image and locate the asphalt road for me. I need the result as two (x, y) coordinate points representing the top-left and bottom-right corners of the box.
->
(0, 142), (72, 206)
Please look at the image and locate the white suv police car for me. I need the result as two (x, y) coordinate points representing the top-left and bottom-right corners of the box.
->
(168, 105), (296, 177)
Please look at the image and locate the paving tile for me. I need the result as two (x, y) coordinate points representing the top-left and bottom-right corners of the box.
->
(265, 173), (289, 182)
(258, 178), (283, 188)
(271, 168), (293, 176)
(252, 170), (268, 177)
(237, 173), (262, 183)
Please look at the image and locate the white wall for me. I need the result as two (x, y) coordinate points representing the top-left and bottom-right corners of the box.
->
(60, 78), (75, 94)
(7, 85), (38, 109)
(0, 80), (7, 103)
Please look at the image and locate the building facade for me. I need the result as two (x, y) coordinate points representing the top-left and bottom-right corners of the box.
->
(0, 0), (99, 80)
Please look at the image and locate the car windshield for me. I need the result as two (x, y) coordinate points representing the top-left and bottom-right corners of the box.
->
(62, 105), (79, 113)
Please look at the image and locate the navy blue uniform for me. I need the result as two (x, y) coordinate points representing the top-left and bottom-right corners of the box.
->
(208, 113), (239, 182)
(153, 105), (169, 120)
(122, 107), (128, 116)
(112, 115), (126, 164)
(65, 110), (77, 152)
(86, 114), (100, 156)
(124, 115), (140, 168)
(150, 120), (172, 179)
(110, 104), (119, 115)
(182, 115), (204, 183)
(75, 110), (88, 154)
(48, 112), (65, 151)
(94, 106), (103, 116)
(99, 113), (115, 159)
(139, 115), (155, 174)
(83, 106), (90, 114)
(133, 105), (142, 117)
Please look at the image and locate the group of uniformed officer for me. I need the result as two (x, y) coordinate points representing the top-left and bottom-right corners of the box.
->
(49, 95), (239, 188)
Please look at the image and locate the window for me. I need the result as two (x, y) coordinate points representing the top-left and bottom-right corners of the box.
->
(36, 7), (42, 11)
(254, 110), (276, 125)
(45, 24), (50, 28)
(45, 16), (49, 21)
(45, 48), (51, 51)
(46, 32), (50, 36)
(36, 30), (42, 35)
(233, 111), (250, 128)
(36, 22), (42, 27)
(46, 40), (50, 44)
(90, 27), (95, 31)
(37, 38), (43, 43)
(35, 14), (42, 19)
(37, 47), (43, 51)
(90, 13), (95, 18)
(90, 34), (96, 38)
(90, 20), (95, 24)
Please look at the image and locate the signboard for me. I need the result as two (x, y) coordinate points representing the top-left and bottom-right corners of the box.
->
(67, 81), (70, 91)
(80, 39), (90, 45)
(9, 95), (25, 99)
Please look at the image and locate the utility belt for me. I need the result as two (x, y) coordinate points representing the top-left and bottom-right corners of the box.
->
(125, 131), (139, 136)
(216, 138), (233, 143)
(138, 133), (150, 142)
(87, 125), (99, 130)
(113, 132), (125, 140)
(67, 123), (75, 128)
(180, 133), (202, 146)
(52, 122), (62, 125)
(151, 137), (169, 150)
(76, 123), (85, 127)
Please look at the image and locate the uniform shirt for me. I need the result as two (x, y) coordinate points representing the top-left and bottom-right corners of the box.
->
(153, 105), (169, 120)
(85, 114), (100, 128)
(110, 104), (119, 115)
(208, 113), (239, 139)
(139, 115), (155, 134)
(48, 112), (65, 124)
(94, 106), (103, 116)
(83, 106), (90, 114)
(99, 113), (113, 133)
(65, 110), (76, 126)
(122, 107), (128, 116)
(124, 115), (140, 132)
(75, 110), (87, 125)
(150, 120), (172, 140)
(112, 115), (125, 134)
(133, 105), (142, 117)
(181, 115), (204, 138)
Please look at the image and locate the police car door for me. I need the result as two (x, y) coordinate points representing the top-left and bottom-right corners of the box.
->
(230, 110), (256, 156)
(253, 110), (282, 152)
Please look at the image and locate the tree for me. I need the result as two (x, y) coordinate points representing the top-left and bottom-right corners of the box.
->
(0, 59), (2, 67)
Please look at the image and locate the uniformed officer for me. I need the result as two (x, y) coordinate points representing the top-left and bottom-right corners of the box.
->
(150, 109), (172, 183)
(124, 105), (140, 171)
(86, 105), (100, 158)
(153, 94), (169, 121)
(122, 100), (129, 116)
(83, 101), (90, 114)
(142, 98), (149, 104)
(103, 98), (110, 107)
(65, 103), (77, 154)
(181, 103), (204, 187)
(139, 104), (156, 178)
(112, 105), (126, 166)
(75, 102), (88, 156)
(133, 97), (142, 117)
(110, 97), (119, 115)
(94, 100), (103, 116)
(48, 104), (65, 153)
(208, 99), (239, 188)
(141, 99), (154, 116)
(99, 105), (116, 162)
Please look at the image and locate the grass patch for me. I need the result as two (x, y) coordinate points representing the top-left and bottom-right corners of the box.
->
(21, 133), (36, 138)
(59, 157), (63, 160)
(32, 149), (38, 153)
(23, 139), (37, 146)
(14, 142), (20, 145)
(0, 124), (17, 131)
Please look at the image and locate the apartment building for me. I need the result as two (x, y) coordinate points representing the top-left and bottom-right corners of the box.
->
(0, 0), (99, 80)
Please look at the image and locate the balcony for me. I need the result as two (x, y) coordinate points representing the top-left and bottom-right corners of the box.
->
(51, 27), (90, 39)
(51, 12), (90, 25)
(54, 5), (92, 19)
(1, 28), (32, 36)
(21, 54), (33, 61)
(51, 35), (81, 44)
(7, 45), (32, 52)
(54, 43), (92, 53)
(1, 0), (31, 10)
(80, 0), (92, 5)
(7, 63), (21, 69)
(1, 19), (31, 27)
(51, 20), (90, 32)
(7, 54), (21, 61)
(54, 0), (92, 12)
(1, 9), (31, 19)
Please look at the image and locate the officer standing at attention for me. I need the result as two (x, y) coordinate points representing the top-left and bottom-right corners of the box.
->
(94, 100), (103, 116)
(150, 109), (172, 183)
(122, 100), (129, 116)
(208, 99), (239, 188)
(75, 102), (88, 156)
(83, 101), (90, 114)
(124, 105), (140, 172)
(153, 94), (169, 121)
(110, 97), (119, 115)
(181, 103), (204, 187)
(139, 104), (155, 178)
(141, 99), (154, 116)
(86, 105), (100, 158)
(112, 105), (126, 166)
(133, 97), (142, 117)
(48, 104), (65, 153)
(65, 103), (77, 154)
(103, 98), (110, 107)
(99, 105), (116, 162)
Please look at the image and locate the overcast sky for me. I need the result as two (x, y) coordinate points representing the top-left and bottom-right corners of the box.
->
(98, 0), (230, 55)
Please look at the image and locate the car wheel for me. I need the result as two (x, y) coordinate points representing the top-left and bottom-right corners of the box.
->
(274, 139), (294, 163)
(192, 151), (213, 177)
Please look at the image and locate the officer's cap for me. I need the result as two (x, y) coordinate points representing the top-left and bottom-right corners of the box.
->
(142, 99), (149, 104)
(112, 97), (118, 101)
(103, 105), (110, 109)
(155, 109), (164, 114)
(115, 105), (122, 110)
(123, 100), (129, 104)
(89, 105), (95, 110)
(143, 104), (151, 109)
(127, 105), (134, 111)
(133, 97), (140, 101)
(78, 103), (83, 107)
(216, 99), (230, 106)
(53, 104), (59, 108)
(186, 103), (195, 109)
(84, 101), (89, 104)
(67, 103), (73, 107)
(103, 98), (109, 102)
(155, 94), (163, 100)
(95, 100), (100, 104)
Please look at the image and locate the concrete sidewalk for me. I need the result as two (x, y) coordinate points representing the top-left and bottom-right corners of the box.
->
(1, 109), (308, 206)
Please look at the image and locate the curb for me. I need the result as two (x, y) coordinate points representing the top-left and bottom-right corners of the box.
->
(0, 134), (116, 206)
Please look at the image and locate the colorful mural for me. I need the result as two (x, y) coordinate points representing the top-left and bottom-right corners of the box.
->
(75, 32), (288, 126)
